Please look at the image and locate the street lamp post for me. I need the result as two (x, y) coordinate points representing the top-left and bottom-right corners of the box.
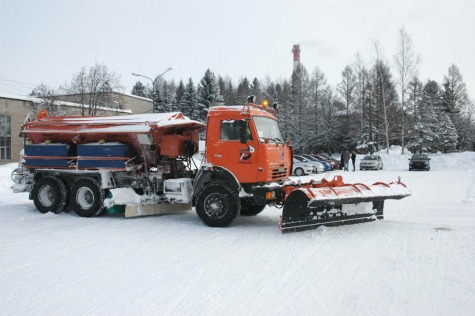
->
(132, 67), (172, 113)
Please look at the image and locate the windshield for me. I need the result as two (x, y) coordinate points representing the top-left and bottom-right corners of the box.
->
(363, 155), (378, 160)
(253, 116), (284, 144)
(412, 155), (427, 160)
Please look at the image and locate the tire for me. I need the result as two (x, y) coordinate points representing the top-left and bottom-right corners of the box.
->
(195, 183), (240, 227)
(70, 178), (105, 217)
(240, 198), (266, 216)
(11, 167), (27, 184)
(294, 168), (304, 176)
(31, 176), (68, 214)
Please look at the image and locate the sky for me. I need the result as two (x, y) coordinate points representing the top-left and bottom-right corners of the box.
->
(1, 0), (474, 100)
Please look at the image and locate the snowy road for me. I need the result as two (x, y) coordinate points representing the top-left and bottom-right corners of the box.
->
(1, 152), (475, 315)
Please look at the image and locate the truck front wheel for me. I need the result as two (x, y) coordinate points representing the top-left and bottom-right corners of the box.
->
(70, 178), (105, 217)
(195, 183), (240, 227)
(31, 176), (68, 214)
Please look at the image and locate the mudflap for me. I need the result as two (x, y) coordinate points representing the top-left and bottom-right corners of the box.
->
(124, 203), (191, 217)
(279, 178), (409, 233)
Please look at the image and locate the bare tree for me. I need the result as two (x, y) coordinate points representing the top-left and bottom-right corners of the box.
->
(61, 63), (123, 116)
(309, 67), (327, 150)
(29, 83), (62, 115)
(394, 27), (420, 153)
(337, 65), (357, 147)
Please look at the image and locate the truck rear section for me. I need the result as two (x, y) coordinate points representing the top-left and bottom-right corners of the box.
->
(17, 110), (205, 218)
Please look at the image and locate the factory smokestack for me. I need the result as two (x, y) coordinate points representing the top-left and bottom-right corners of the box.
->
(292, 44), (301, 72)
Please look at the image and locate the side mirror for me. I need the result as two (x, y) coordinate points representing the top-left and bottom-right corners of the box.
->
(239, 119), (248, 144)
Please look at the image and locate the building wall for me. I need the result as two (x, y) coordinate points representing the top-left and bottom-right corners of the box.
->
(0, 97), (32, 165)
(54, 92), (153, 114)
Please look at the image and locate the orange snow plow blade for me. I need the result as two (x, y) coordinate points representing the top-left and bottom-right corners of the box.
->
(280, 176), (411, 233)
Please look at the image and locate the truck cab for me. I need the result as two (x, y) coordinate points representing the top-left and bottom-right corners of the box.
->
(205, 104), (291, 184)
(192, 99), (292, 227)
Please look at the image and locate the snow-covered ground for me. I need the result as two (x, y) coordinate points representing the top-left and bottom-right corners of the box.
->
(1, 149), (475, 315)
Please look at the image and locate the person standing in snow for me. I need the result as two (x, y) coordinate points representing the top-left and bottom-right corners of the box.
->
(343, 150), (350, 171)
(351, 150), (356, 171)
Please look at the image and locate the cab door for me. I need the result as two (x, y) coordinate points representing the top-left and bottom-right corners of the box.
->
(207, 118), (259, 183)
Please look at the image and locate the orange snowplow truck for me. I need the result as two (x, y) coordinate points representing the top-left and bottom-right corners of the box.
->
(14, 96), (410, 233)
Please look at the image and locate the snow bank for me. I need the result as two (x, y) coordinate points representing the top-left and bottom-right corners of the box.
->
(0, 163), (17, 191)
(1, 152), (475, 315)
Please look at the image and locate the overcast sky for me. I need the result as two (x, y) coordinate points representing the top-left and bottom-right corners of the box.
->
(1, 0), (474, 100)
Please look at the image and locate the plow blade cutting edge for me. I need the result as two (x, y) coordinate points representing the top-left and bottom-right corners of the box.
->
(279, 176), (411, 233)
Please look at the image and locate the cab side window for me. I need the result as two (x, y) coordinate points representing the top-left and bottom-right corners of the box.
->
(220, 120), (252, 141)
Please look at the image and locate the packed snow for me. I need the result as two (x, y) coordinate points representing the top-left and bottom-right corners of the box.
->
(1, 149), (475, 315)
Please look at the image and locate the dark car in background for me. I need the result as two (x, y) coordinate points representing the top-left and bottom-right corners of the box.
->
(409, 154), (431, 171)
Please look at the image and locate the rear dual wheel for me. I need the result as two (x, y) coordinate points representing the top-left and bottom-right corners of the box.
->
(70, 178), (105, 217)
(31, 176), (68, 214)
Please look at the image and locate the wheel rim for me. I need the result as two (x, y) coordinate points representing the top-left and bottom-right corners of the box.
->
(38, 185), (55, 207)
(204, 193), (228, 219)
(76, 187), (94, 210)
(296, 169), (303, 176)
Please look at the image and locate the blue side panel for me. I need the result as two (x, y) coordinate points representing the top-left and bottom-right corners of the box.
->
(25, 143), (69, 156)
(24, 143), (69, 168)
(77, 143), (133, 157)
(77, 143), (134, 169)
(25, 159), (69, 168)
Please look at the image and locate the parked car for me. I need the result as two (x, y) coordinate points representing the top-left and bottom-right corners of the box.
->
(300, 154), (333, 171)
(292, 159), (316, 176)
(293, 155), (325, 173)
(311, 154), (340, 170)
(409, 154), (431, 171)
(360, 155), (383, 170)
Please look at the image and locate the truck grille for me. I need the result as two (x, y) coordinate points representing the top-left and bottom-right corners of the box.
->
(270, 166), (287, 180)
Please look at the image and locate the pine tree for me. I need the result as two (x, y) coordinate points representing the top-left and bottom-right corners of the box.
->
(250, 78), (261, 99)
(184, 78), (198, 120)
(357, 120), (378, 154)
(436, 112), (458, 153)
(155, 80), (176, 113)
(236, 77), (250, 104)
(407, 80), (440, 153)
(441, 64), (470, 148)
(131, 81), (147, 97)
(175, 80), (186, 114)
(197, 69), (223, 121)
